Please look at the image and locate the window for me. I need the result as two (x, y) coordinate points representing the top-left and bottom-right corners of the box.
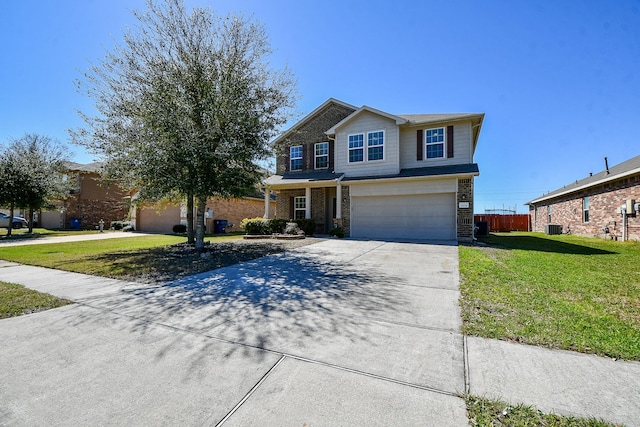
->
(294, 196), (306, 219)
(583, 197), (589, 223)
(315, 142), (329, 169)
(425, 128), (445, 159)
(367, 131), (384, 161)
(348, 134), (364, 163)
(290, 145), (303, 171)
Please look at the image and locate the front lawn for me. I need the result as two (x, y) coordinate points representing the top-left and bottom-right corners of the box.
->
(459, 232), (640, 361)
(0, 281), (73, 319)
(0, 234), (317, 284)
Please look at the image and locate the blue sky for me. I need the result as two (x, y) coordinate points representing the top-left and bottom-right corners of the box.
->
(2, 1), (639, 213)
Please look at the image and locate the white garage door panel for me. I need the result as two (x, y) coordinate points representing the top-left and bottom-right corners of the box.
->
(351, 193), (456, 240)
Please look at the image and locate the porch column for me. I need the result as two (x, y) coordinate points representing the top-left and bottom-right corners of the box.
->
(305, 187), (311, 219)
(263, 186), (270, 218)
(336, 182), (342, 219)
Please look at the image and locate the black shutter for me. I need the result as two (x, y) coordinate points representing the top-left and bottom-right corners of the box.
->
(447, 126), (454, 158)
(289, 197), (294, 220)
(416, 129), (423, 161)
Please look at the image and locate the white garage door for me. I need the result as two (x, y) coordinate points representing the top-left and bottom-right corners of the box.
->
(350, 193), (456, 240)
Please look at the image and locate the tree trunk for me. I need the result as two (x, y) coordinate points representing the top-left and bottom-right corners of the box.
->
(195, 195), (207, 252)
(186, 193), (195, 244)
(28, 207), (34, 233)
(7, 204), (14, 237)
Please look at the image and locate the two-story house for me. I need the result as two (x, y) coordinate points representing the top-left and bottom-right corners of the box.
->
(265, 98), (484, 241)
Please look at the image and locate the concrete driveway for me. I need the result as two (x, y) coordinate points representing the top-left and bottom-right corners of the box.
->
(0, 239), (466, 426)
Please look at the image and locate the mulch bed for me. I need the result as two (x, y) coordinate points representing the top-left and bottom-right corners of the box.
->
(120, 237), (323, 285)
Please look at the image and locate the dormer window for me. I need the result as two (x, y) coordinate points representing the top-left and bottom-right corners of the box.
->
(290, 145), (303, 171)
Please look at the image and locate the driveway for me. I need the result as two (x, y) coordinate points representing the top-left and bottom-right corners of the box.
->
(0, 239), (466, 425)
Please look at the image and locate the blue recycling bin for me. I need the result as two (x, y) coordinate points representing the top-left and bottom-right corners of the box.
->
(214, 219), (228, 234)
(70, 218), (81, 230)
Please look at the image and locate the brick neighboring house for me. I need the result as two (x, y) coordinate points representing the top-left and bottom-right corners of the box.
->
(39, 162), (130, 229)
(265, 98), (484, 241)
(526, 155), (640, 241)
(132, 193), (275, 234)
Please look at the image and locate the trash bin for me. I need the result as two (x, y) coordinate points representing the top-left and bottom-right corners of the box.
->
(475, 221), (488, 236)
(214, 219), (228, 234)
(70, 218), (81, 230)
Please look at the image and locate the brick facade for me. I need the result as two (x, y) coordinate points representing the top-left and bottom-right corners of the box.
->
(275, 103), (356, 174)
(206, 197), (275, 233)
(63, 172), (129, 229)
(457, 178), (474, 241)
(529, 174), (640, 241)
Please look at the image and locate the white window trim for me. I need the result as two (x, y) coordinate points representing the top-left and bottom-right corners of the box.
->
(424, 127), (447, 160)
(583, 197), (590, 223)
(290, 145), (303, 171)
(348, 133), (364, 163)
(314, 142), (329, 170)
(366, 130), (385, 162)
(294, 196), (306, 219)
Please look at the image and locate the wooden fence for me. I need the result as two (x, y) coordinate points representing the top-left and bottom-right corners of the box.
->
(474, 214), (530, 232)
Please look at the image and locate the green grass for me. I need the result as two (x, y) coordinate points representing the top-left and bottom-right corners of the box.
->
(459, 232), (640, 361)
(0, 228), (114, 240)
(465, 395), (620, 427)
(0, 233), (271, 283)
(0, 281), (73, 319)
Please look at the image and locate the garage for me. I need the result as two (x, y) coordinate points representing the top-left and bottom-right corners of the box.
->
(137, 205), (180, 233)
(350, 193), (456, 240)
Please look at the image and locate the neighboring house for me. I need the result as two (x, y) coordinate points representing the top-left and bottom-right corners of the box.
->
(132, 192), (275, 234)
(265, 98), (484, 241)
(527, 155), (640, 241)
(39, 162), (129, 229)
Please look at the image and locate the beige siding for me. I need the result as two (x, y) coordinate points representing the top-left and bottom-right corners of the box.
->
(349, 178), (457, 197)
(334, 112), (400, 177)
(400, 121), (473, 169)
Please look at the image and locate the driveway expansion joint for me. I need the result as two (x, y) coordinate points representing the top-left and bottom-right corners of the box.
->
(216, 355), (287, 426)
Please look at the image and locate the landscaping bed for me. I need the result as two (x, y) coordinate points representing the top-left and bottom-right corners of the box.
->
(0, 235), (321, 286)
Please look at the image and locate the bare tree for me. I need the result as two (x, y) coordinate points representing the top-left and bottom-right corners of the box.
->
(72, 0), (296, 250)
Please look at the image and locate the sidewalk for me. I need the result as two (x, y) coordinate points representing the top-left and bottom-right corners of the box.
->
(0, 239), (639, 426)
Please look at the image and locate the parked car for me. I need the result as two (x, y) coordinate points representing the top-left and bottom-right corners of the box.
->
(0, 212), (29, 229)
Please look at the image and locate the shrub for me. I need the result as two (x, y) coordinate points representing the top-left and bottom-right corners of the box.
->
(285, 222), (301, 235)
(172, 224), (187, 233)
(329, 226), (345, 238)
(294, 218), (316, 236)
(240, 217), (270, 235)
(269, 218), (288, 234)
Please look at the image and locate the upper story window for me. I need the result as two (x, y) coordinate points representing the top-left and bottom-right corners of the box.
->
(315, 142), (329, 169)
(348, 134), (364, 163)
(425, 128), (445, 159)
(583, 197), (589, 223)
(367, 131), (384, 161)
(290, 145), (303, 171)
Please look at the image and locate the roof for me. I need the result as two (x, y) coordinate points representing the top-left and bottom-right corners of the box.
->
(265, 164), (479, 188)
(342, 163), (480, 183)
(264, 170), (344, 187)
(527, 154), (640, 205)
(271, 98), (357, 146)
(397, 113), (485, 126)
(64, 161), (103, 173)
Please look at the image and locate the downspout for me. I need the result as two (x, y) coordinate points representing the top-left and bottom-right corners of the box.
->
(622, 205), (627, 242)
(335, 175), (344, 221)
